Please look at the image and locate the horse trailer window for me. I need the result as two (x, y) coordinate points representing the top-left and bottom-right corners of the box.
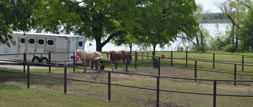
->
(38, 39), (44, 45)
(29, 39), (35, 44)
(78, 41), (83, 47)
(47, 40), (54, 45)
(20, 38), (25, 43)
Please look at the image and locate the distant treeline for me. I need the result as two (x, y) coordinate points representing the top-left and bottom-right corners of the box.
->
(201, 13), (230, 23)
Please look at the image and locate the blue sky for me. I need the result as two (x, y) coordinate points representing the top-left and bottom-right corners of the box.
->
(195, 0), (226, 13)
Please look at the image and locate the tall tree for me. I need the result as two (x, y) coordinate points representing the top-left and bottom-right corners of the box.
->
(236, 0), (253, 51)
(188, 4), (209, 52)
(135, 0), (198, 57)
(33, 0), (198, 53)
(219, 0), (251, 51)
(239, 10), (253, 51)
(111, 0), (148, 53)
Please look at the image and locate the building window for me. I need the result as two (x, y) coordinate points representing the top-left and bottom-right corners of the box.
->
(29, 39), (35, 44)
(78, 41), (83, 47)
(20, 38), (25, 43)
(47, 40), (54, 45)
(38, 39), (44, 45)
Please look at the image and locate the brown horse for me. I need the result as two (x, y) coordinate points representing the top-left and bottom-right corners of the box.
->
(107, 50), (132, 62)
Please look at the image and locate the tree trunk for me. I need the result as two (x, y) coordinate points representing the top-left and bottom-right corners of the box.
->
(96, 45), (103, 52)
(235, 28), (239, 52)
(198, 27), (205, 52)
(196, 36), (200, 50)
(93, 11), (104, 52)
(152, 44), (157, 59)
(199, 31), (205, 52)
(129, 43), (133, 54)
(232, 24), (235, 46)
(95, 38), (103, 52)
(236, 37), (239, 51)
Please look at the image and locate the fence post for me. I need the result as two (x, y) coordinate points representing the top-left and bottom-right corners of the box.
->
(242, 55), (244, 72)
(73, 52), (75, 72)
(158, 57), (161, 76)
(49, 52), (51, 73)
(213, 53), (215, 69)
(186, 51), (188, 67)
(171, 51), (173, 66)
(23, 53), (27, 73)
(108, 71), (111, 102)
(64, 66), (67, 94)
(213, 80), (217, 107)
(91, 61), (94, 69)
(194, 60), (197, 81)
(135, 51), (138, 69)
(115, 62), (118, 70)
(234, 64), (237, 86)
(156, 76), (160, 107)
(125, 56), (128, 72)
(26, 64), (30, 89)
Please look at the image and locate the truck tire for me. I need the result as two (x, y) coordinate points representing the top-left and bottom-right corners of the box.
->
(32, 57), (40, 63)
(40, 57), (49, 64)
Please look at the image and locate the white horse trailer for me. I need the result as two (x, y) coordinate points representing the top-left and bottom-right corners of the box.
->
(0, 32), (85, 64)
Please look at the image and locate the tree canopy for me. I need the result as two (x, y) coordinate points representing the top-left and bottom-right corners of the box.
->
(239, 9), (253, 51)
(134, 0), (198, 56)
(1, 0), (198, 52)
(0, 0), (39, 45)
(218, 0), (253, 52)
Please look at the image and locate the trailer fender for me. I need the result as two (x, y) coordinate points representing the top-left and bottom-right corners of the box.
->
(40, 57), (49, 64)
(32, 56), (41, 63)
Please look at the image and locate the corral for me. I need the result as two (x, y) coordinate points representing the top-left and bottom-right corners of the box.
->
(1, 51), (253, 107)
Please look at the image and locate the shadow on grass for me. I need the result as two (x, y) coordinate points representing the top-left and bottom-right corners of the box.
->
(0, 68), (26, 84)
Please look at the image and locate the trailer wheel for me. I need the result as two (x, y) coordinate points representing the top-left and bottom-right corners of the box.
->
(40, 57), (49, 64)
(32, 57), (40, 63)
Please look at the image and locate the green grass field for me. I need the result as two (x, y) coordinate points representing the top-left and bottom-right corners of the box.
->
(1, 51), (253, 107)
(1, 68), (253, 107)
(129, 51), (253, 73)
(0, 83), (138, 107)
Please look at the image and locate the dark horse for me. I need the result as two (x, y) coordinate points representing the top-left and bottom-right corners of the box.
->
(107, 50), (132, 62)
(107, 50), (132, 70)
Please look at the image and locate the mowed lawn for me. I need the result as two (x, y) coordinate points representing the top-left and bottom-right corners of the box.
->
(1, 68), (253, 107)
(0, 83), (138, 107)
(0, 69), (139, 107)
(129, 51), (253, 73)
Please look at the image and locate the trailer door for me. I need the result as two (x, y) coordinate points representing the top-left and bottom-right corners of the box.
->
(27, 37), (36, 53)
(18, 36), (27, 54)
(45, 38), (56, 52)
(76, 37), (84, 50)
(36, 38), (46, 53)
(18, 37), (26, 61)
(25, 37), (37, 61)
